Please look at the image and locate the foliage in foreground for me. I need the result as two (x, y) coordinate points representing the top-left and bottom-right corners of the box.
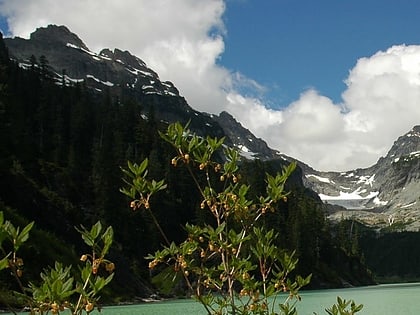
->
(121, 122), (363, 315)
(0, 213), (114, 315)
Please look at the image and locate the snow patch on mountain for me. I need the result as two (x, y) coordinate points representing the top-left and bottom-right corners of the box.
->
(306, 174), (335, 184)
(237, 144), (258, 159)
(86, 74), (114, 86)
(303, 125), (420, 231)
(66, 42), (100, 59)
(319, 189), (379, 201)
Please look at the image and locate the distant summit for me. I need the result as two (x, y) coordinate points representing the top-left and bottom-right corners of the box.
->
(385, 125), (420, 161)
(30, 25), (89, 50)
(305, 125), (420, 230)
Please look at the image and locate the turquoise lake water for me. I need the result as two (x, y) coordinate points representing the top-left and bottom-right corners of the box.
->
(100, 282), (420, 315)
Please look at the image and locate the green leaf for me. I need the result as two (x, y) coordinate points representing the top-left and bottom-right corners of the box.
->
(4, 221), (17, 240)
(215, 222), (226, 235)
(353, 303), (364, 313)
(0, 255), (9, 270)
(101, 226), (114, 256)
(16, 221), (34, 248)
(137, 158), (149, 176)
(149, 179), (167, 193)
(76, 225), (95, 247)
(151, 265), (182, 295)
(93, 277), (105, 293)
(61, 277), (75, 296)
(104, 272), (114, 286)
(90, 221), (102, 240)
(119, 186), (135, 198)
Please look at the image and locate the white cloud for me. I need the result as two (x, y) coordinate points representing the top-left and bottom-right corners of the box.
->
(1, 1), (420, 171)
(228, 45), (420, 171)
(341, 45), (420, 159)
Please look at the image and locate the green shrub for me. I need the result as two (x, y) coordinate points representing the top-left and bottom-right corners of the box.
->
(0, 213), (114, 314)
(121, 122), (363, 315)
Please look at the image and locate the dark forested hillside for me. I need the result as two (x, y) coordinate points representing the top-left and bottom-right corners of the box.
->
(0, 32), (374, 304)
(359, 229), (420, 282)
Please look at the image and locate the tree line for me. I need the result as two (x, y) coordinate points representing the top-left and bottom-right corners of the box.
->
(0, 32), (375, 305)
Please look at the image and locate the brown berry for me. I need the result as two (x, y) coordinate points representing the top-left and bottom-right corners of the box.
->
(85, 302), (94, 312)
(106, 262), (115, 272)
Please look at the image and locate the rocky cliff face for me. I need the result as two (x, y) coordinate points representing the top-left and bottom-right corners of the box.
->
(5, 25), (179, 97)
(4, 25), (275, 156)
(304, 126), (420, 230)
(212, 111), (283, 160)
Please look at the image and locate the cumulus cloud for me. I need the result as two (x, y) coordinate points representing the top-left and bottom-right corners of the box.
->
(341, 45), (420, 162)
(222, 43), (420, 171)
(260, 45), (420, 171)
(1, 0), (420, 171)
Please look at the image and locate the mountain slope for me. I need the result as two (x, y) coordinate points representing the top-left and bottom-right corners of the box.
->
(6, 25), (420, 232)
(5, 25), (177, 96)
(4, 25), (286, 161)
(1, 25), (376, 290)
(305, 126), (420, 230)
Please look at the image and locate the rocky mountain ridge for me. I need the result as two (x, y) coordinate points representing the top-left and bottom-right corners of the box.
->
(4, 25), (420, 231)
(305, 126), (420, 230)
(4, 25), (281, 161)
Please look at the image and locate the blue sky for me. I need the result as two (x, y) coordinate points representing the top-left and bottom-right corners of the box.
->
(1, 0), (420, 171)
(0, 19), (7, 35)
(221, 0), (420, 107)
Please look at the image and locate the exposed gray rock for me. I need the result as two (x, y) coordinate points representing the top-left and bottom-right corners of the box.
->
(212, 111), (284, 160)
(4, 24), (284, 163)
(4, 25), (178, 97)
(305, 126), (420, 231)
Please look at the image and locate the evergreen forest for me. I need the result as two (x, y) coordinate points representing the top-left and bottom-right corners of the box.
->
(0, 32), (417, 306)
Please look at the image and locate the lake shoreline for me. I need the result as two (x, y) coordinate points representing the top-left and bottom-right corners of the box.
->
(109, 279), (420, 307)
(100, 283), (420, 315)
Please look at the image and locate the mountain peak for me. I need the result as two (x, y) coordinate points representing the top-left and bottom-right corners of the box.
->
(98, 48), (158, 77)
(213, 111), (282, 160)
(385, 125), (420, 161)
(304, 123), (420, 231)
(409, 125), (420, 136)
(5, 24), (182, 98)
(30, 24), (89, 51)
